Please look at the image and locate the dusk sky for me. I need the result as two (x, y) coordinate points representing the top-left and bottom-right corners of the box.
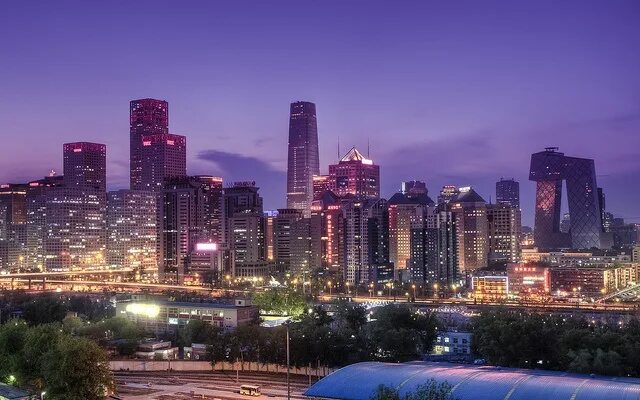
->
(1, 1), (639, 225)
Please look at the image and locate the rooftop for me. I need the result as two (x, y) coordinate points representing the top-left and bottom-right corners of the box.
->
(304, 361), (640, 400)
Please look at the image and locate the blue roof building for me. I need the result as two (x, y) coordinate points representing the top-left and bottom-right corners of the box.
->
(304, 362), (640, 400)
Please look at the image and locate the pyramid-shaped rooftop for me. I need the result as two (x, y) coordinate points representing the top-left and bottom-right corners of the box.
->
(340, 147), (373, 164)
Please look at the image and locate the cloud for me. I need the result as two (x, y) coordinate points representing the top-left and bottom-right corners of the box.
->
(195, 150), (286, 210)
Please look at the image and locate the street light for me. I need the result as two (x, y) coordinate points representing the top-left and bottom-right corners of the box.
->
(369, 283), (375, 298)
(327, 281), (332, 296)
(41, 392), (46, 400)
(346, 281), (350, 295)
(411, 284), (416, 299)
(433, 283), (439, 299)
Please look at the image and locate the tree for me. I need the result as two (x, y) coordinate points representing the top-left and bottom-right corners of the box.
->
(22, 296), (68, 325)
(367, 305), (439, 362)
(252, 288), (308, 317)
(179, 319), (220, 347)
(370, 380), (458, 400)
(42, 336), (113, 400)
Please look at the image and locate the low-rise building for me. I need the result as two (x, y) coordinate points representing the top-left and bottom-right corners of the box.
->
(433, 331), (472, 356)
(135, 340), (179, 360)
(116, 298), (258, 334)
(507, 263), (550, 299)
(471, 275), (508, 301)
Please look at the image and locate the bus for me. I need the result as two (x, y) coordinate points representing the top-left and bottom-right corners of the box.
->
(240, 384), (261, 396)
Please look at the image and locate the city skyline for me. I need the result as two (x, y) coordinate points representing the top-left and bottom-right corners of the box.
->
(1, 1), (640, 226)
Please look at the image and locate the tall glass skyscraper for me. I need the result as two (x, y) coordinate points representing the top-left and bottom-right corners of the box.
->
(130, 99), (169, 190)
(286, 101), (319, 217)
(529, 147), (603, 249)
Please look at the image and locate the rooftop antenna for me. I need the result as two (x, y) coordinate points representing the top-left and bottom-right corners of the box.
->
(337, 136), (340, 160)
(367, 138), (370, 158)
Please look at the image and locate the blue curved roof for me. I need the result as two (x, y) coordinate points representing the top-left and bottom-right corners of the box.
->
(304, 362), (640, 400)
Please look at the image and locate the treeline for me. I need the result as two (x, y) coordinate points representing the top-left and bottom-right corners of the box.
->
(0, 320), (113, 400)
(183, 302), (440, 367)
(0, 291), (114, 325)
(472, 310), (640, 376)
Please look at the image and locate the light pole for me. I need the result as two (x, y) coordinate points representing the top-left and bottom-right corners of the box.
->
(286, 323), (291, 400)
(411, 284), (416, 299)
(327, 281), (332, 296)
(41, 392), (46, 400)
(346, 281), (350, 295)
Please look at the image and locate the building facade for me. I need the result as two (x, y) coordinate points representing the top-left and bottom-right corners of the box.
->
(286, 101), (319, 217)
(328, 148), (380, 199)
(529, 147), (604, 249)
(495, 178), (520, 208)
(130, 99), (169, 190)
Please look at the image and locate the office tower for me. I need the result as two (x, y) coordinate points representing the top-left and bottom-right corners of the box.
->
(339, 197), (389, 285)
(434, 203), (457, 286)
(130, 99), (169, 190)
(312, 175), (331, 200)
(328, 147), (380, 199)
(310, 191), (343, 276)
(402, 181), (428, 196)
(106, 190), (157, 272)
(529, 147), (603, 249)
(222, 182), (266, 274)
(25, 175), (64, 269)
(409, 205), (439, 284)
(63, 142), (107, 191)
(31, 143), (109, 271)
(366, 198), (391, 283)
(560, 213), (571, 234)
(437, 185), (460, 204)
(139, 133), (187, 191)
(496, 178), (520, 208)
(264, 211), (277, 262)
(388, 187), (434, 277)
(341, 198), (370, 285)
(450, 187), (488, 273)
(160, 176), (222, 281)
(0, 184), (27, 269)
(286, 101), (320, 217)
(487, 203), (521, 264)
(274, 209), (311, 276)
(193, 176), (224, 244)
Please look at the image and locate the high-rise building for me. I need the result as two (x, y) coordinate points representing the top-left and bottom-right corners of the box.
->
(130, 99), (169, 190)
(496, 178), (520, 208)
(139, 133), (187, 191)
(328, 147), (380, 199)
(63, 142), (107, 191)
(437, 185), (460, 204)
(32, 143), (109, 271)
(160, 176), (223, 281)
(274, 209), (311, 276)
(107, 190), (157, 273)
(434, 203), (458, 286)
(286, 101), (320, 217)
(388, 188), (434, 276)
(222, 182), (266, 275)
(42, 187), (107, 270)
(487, 203), (521, 264)
(450, 187), (488, 274)
(310, 191), (343, 276)
(264, 210), (277, 262)
(402, 181), (428, 196)
(529, 147), (604, 249)
(312, 175), (331, 200)
(0, 184), (27, 269)
(25, 175), (63, 270)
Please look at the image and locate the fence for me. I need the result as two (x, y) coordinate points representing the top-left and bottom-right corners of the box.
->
(110, 360), (333, 377)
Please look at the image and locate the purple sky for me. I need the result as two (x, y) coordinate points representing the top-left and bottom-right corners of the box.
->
(1, 1), (639, 225)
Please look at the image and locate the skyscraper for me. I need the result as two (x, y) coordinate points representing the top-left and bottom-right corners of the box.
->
(388, 187), (434, 277)
(496, 178), (520, 208)
(529, 147), (604, 249)
(130, 99), (169, 190)
(107, 190), (157, 272)
(63, 142), (107, 191)
(450, 187), (488, 273)
(139, 133), (187, 191)
(328, 147), (380, 199)
(286, 101), (319, 217)
(487, 203), (521, 264)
